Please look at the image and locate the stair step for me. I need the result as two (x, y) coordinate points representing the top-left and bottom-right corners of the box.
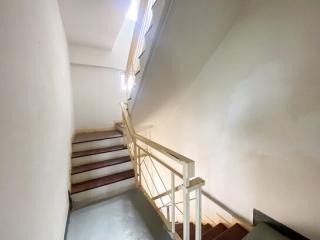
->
(71, 178), (134, 209)
(214, 223), (248, 240)
(203, 223), (214, 234)
(71, 149), (129, 167)
(72, 137), (124, 152)
(72, 156), (131, 175)
(176, 223), (194, 236)
(71, 169), (135, 194)
(73, 130), (122, 144)
(71, 160), (132, 184)
(176, 223), (212, 240)
(72, 145), (127, 158)
(202, 223), (228, 240)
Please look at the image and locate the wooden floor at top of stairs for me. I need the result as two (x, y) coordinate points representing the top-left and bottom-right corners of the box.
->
(73, 130), (122, 144)
(72, 156), (131, 175)
(72, 145), (127, 158)
(71, 169), (135, 194)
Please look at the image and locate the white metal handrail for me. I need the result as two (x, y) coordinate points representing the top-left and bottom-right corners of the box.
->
(120, 102), (204, 240)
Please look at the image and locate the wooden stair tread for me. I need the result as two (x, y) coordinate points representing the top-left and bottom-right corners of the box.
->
(202, 223), (227, 240)
(71, 169), (134, 194)
(176, 223), (195, 236)
(73, 130), (122, 144)
(72, 145), (127, 158)
(214, 223), (248, 240)
(176, 223), (212, 240)
(175, 223), (185, 233)
(71, 156), (131, 175)
(203, 223), (214, 234)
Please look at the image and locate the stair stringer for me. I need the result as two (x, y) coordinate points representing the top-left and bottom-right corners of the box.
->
(129, 0), (174, 112)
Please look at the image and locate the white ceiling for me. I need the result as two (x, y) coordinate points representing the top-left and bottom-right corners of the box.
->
(59, 0), (132, 49)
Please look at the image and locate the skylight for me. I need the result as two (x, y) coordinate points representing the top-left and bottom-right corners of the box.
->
(126, 0), (139, 22)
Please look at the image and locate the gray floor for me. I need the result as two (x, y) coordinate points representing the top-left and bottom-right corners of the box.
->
(66, 189), (171, 240)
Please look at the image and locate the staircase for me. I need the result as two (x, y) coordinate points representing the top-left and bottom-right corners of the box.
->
(124, 0), (172, 110)
(175, 222), (248, 240)
(70, 129), (135, 208)
(69, 126), (248, 240)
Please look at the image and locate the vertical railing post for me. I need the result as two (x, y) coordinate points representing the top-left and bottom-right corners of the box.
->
(183, 163), (190, 240)
(166, 206), (170, 221)
(171, 172), (175, 235)
(122, 113), (127, 146)
(133, 140), (138, 187)
(195, 188), (202, 240)
(183, 189), (190, 240)
(138, 147), (141, 186)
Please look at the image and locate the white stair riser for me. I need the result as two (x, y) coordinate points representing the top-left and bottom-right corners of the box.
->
(72, 178), (135, 209)
(72, 137), (124, 152)
(71, 162), (133, 184)
(72, 149), (129, 167)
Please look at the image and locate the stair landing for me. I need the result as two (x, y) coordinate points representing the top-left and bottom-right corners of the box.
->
(66, 189), (171, 240)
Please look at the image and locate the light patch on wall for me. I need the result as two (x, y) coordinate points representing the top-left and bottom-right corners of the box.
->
(126, 0), (139, 22)
(121, 73), (135, 94)
(121, 73), (127, 91)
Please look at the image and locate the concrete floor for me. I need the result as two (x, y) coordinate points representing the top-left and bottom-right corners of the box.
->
(66, 189), (171, 240)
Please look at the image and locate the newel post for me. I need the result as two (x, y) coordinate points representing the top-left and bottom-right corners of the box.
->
(171, 172), (176, 235)
(195, 187), (202, 240)
(183, 163), (190, 240)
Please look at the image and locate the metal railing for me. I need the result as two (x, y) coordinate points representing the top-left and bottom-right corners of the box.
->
(120, 102), (205, 240)
(121, 1), (253, 237)
(124, 0), (155, 93)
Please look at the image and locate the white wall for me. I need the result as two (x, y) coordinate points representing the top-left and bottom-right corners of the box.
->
(69, 18), (135, 70)
(133, 0), (320, 239)
(131, 0), (242, 119)
(69, 18), (135, 129)
(59, 0), (131, 49)
(0, 1), (73, 240)
(71, 65), (125, 129)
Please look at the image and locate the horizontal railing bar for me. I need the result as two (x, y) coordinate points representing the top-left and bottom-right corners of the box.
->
(186, 177), (205, 192)
(152, 177), (205, 201)
(137, 145), (183, 178)
(121, 103), (195, 167)
(159, 198), (196, 209)
(135, 133), (194, 165)
(153, 185), (181, 201)
(160, 203), (184, 216)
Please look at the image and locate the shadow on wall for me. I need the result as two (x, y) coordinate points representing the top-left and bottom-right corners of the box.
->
(132, 0), (243, 124)
(131, 0), (320, 239)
